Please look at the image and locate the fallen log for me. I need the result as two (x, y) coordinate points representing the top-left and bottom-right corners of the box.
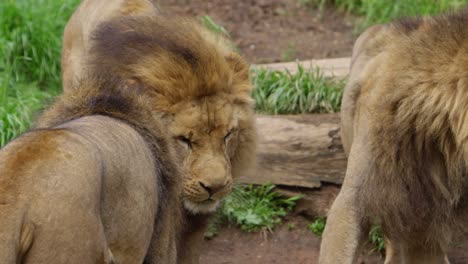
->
(239, 114), (347, 189)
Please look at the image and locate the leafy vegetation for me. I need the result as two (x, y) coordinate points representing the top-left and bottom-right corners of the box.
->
(199, 15), (230, 37)
(0, 0), (80, 147)
(252, 65), (345, 114)
(300, 0), (466, 31)
(0, 0), (80, 91)
(369, 224), (385, 253)
(287, 222), (296, 231)
(335, 0), (466, 31)
(0, 84), (50, 147)
(307, 216), (386, 254)
(281, 44), (298, 61)
(308, 217), (326, 236)
(219, 184), (301, 232)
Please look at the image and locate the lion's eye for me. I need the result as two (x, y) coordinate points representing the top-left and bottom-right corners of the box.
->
(178, 136), (192, 148)
(224, 131), (233, 142)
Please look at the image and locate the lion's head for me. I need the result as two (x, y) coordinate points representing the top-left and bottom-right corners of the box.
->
(166, 95), (254, 213)
(88, 14), (256, 213)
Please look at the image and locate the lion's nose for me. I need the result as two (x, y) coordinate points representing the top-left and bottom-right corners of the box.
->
(199, 181), (226, 197)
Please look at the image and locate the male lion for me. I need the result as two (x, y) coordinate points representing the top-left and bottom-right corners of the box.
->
(320, 9), (468, 264)
(0, 77), (182, 263)
(61, 0), (256, 263)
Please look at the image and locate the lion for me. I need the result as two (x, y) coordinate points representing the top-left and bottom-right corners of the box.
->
(319, 9), (468, 264)
(0, 76), (182, 263)
(60, 0), (257, 263)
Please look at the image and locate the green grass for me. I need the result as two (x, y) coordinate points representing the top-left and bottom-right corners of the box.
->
(307, 217), (386, 253)
(252, 65), (345, 114)
(0, 0), (80, 147)
(281, 45), (297, 61)
(199, 15), (230, 37)
(0, 84), (50, 147)
(216, 184), (301, 232)
(369, 224), (385, 254)
(287, 222), (296, 231)
(308, 217), (326, 236)
(334, 0), (467, 30)
(0, 0), (80, 91)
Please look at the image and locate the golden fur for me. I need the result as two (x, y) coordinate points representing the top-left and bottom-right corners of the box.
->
(320, 9), (468, 263)
(60, 0), (256, 263)
(0, 77), (182, 263)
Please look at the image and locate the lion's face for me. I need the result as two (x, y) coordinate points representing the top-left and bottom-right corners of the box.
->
(166, 95), (252, 213)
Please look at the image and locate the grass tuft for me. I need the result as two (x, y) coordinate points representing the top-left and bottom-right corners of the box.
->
(369, 224), (385, 253)
(0, 0), (80, 146)
(0, 84), (51, 147)
(220, 184), (301, 232)
(252, 65), (345, 114)
(333, 0), (466, 31)
(199, 15), (230, 37)
(0, 0), (80, 91)
(308, 217), (326, 236)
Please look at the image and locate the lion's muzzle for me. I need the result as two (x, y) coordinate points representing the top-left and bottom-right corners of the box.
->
(183, 156), (233, 213)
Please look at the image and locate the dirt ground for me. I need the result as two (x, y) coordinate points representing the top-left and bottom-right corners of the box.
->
(200, 215), (382, 264)
(158, 0), (356, 64)
(200, 214), (468, 264)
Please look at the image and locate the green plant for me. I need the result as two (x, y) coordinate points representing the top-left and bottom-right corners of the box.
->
(308, 217), (326, 236)
(287, 222), (296, 231)
(0, 84), (51, 147)
(199, 15), (230, 37)
(198, 15), (238, 52)
(305, 217), (385, 253)
(252, 65), (345, 114)
(281, 45), (297, 61)
(221, 184), (301, 232)
(0, 0), (80, 92)
(204, 210), (224, 239)
(299, 0), (328, 18)
(0, 0), (79, 147)
(333, 0), (466, 31)
(369, 224), (385, 253)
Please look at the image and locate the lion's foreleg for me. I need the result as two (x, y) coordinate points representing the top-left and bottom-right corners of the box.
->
(319, 188), (368, 264)
(319, 137), (372, 264)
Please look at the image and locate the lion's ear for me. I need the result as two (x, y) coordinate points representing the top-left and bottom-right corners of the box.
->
(124, 77), (145, 93)
(225, 53), (249, 82)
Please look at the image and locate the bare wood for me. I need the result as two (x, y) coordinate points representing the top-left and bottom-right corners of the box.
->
(239, 114), (347, 189)
(252, 57), (351, 78)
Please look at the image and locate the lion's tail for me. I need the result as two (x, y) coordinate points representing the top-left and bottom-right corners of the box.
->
(0, 208), (34, 263)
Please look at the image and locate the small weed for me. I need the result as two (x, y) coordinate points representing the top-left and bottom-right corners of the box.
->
(204, 210), (224, 240)
(332, 0), (466, 31)
(369, 225), (385, 253)
(198, 15), (238, 51)
(199, 15), (230, 37)
(298, 0), (328, 18)
(308, 217), (326, 236)
(281, 45), (297, 61)
(221, 184), (301, 232)
(287, 222), (296, 231)
(252, 65), (345, 114)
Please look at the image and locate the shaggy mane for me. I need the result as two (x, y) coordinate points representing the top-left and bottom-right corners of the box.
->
(356, 8), (468, 248)
(88, 14), (251, 111)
